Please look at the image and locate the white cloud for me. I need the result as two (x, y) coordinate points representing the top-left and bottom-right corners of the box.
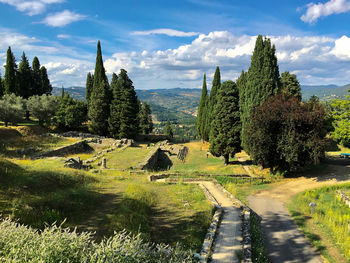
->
(41, 10), (86, 27)
(57, 34), (70, 39)
(330, 35), (350, 59)
(301, 0), (350, 24)
(0, 0), (64, 15)
(131, 28), (200, 37)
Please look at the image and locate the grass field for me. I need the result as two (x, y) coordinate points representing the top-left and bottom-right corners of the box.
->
(288, 184), (350, 263)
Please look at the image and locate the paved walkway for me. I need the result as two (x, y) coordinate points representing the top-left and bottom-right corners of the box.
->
(201, 182), (242, 263)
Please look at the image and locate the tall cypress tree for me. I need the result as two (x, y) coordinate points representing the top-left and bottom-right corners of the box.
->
(17, 52), (32, 99)
(88, 41), (110, 135)
(31, 56), (41, 95)
(4, 47), (17, 95)
(196, 74), (208, 140)
(240, 35), (281, 151)
(139, 102), (153, 134)
(40, 66), (52, 95)
(209, 81), (241, 165)
(0, 74), (4, 98)
(206, 66), (221, 140)
(108, 73), (121, 138)
(281, 71), (301, 100)
(118, 69), (139, 139)
(85, 72), (94, 104)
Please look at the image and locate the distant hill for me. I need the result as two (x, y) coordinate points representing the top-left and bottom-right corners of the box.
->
(52, 84), (349, 123)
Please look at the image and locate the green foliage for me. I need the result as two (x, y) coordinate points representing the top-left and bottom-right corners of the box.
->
(0, 74), (3, 98)
(26, 95), (58, 126)
(165, 120), (173, 138)
(281, 71), (301, 100)
(250, 212), (271, 263)
(17, 52), (33, 99)
(240, 35), (280, 150)
(0, 94), (24, 126)
(31, 56), (41, 96)
(85, 72), (93, 104)
(139, 102), (153, 134)
(88, 41), (110, 136)
(0, 218), (196, 263)
(108, 73), (122, 138)
(196, 74), (209, 141)
(4, 46), (17, 95)
(40, 66), (52, 95)
(209, 81), (241, 164)
(206, 67), (221, 138)
(329, 92), (350, 147)
(246, 94), (327, 171)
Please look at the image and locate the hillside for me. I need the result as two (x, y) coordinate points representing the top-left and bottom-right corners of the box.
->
(301, 84), (350, 100)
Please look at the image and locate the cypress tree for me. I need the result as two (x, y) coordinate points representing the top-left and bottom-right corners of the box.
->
(209, 81), (241, 165)
(86, 72), (93, 104)
(31, 57), (41, 95)
(196, 74), (208, 140)
(240, 35), (281, 151)
(139, 102), (153, 134)
(206, 66), (221, 140)
(118, 69), (139, 139)
(165, 120), (173, 138)
(4, 47), (17, 95)
(40, 66), (52, 95)
(18, 52), (32, 99)
(0, 74), (4, 98)
(281, 71), (301, 100)
(108, 73), (121, 138)
(88, 41), (110, 135)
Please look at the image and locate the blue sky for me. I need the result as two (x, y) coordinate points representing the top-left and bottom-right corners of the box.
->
(1, 0), (350, 89)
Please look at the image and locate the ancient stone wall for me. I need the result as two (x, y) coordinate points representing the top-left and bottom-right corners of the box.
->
(40, 140), (92, 158)
(134, 147), (161, 170)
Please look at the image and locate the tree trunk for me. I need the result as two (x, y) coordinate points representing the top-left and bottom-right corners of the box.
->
(5, 121), (8, 127)
(224, 154), (229, 165)
(25, 110), (30, 120)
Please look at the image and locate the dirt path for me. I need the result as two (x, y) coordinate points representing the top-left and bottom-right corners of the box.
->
(248, 164), (350, 263)
(201, 182), (242, 263)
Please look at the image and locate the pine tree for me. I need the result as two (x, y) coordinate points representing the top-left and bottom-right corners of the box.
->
(40, 66), (52, 95)
(139, 102), (153, 134)
(206, 66), (221, 139)
(240, 35), (281, 151)
(281, 71), (301, 100)
(17, 52), (33, 99)
(209, 81), (241, 165)
(31, 57), (41, 95)
(88, 41), (110, 135)
(4, 47), (17, 95)
(118, 69), (139, 139)
(108, 73), (121, 138)
(165, 120), (173, 138)
(85, 72), (93, 104)
(196, 74), (208, 140)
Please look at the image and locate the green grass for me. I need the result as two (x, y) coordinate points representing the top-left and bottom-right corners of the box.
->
(250, 212), (271, 263)
(326, 144), (350, 156)
(288, 184), (350, 263)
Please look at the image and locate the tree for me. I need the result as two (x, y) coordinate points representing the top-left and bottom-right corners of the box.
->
(165, 120), (173, 138)
(209, 81), (241, 165)
(40, 66), (52, 95)
(88, 41), (110, 135)
(31, 57), (41, 95)
(206, 67), (221, 139)
(0, 94), (24, 126)
(117, 69), (139, 139)
(26, 95), (58, 126)
(196, 74), (209, 140)
(246, 94), (327, 171)
(281, 71), (301, 100)
(4, 47), (17, 95)
(17, 52), (32, 99)
(108, 73), (121, 138)
(85, 72), (94, 104)
(239, 35), (281, 151)
(0, 74), (4, 98)
(139, 102), (153, 134)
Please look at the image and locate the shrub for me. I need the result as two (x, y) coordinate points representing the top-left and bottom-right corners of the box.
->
(0, 94), (24, 126)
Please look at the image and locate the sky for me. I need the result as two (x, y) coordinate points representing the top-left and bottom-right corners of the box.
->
(1, 0), (350, 89)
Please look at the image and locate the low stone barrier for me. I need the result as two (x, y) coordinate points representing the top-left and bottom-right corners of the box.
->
(337, 190), (350, 208)
(39, 140), (92, 158)
(134, 147), (161, 170)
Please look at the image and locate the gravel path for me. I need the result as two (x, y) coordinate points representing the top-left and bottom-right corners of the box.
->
(201, 182), (242, 263)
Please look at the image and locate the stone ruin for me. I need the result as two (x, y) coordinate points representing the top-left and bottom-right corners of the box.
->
(64, 157), (91, 170)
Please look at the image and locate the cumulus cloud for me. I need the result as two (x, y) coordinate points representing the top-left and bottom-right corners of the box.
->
(41, 10), (86, 27)
(0, 0), (64, 15)
(301, 0), (350, 23)
(131, 28), (200, 37)
(330, 35), (350, 59)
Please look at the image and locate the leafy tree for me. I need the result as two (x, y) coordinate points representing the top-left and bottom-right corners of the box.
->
(31, 57), (41, 95)
(206, 67), (221, 138)
(0, 74), (4, 98)
(85, 72), (94, 104)
(246, 94), (327, 171)
(26, 95), (58, 126)
(17, 52), (33, 99)
(281, 71), (301, 100)
(4, 46), (17, 95)
(108, 73), (121, 138)
(40, 66), (52, 95)
(196, 74), (209, 140)
(209, 81), (241, 165)
(165, 120), (173, 138)
(0, 94), (24, 126)
(88, 41), (110, 135)
(239, 35), (281, 151)
(118, 69), (139, 139)
(139, 102), (153, 134)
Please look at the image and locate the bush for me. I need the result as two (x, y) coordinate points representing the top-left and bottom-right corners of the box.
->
(0, 94), (24, 126)
(0, 218), (197, 263)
